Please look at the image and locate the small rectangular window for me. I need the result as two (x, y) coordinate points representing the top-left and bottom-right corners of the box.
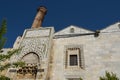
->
(64, 45), (84, 69)
(70, 55), (78, 66)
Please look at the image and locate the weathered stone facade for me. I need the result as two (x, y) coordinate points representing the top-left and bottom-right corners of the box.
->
(5, 27), (54, 80)
(1, 7), (120, 80)
(52, 24), (120, 80)
(2, 22), (120, 80)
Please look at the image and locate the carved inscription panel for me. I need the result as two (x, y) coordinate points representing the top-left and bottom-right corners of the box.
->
(25, 29), (50, 37)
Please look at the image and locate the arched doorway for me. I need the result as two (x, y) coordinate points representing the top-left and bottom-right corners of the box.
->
(16, 52), (40, 80)
(21, 52), (40, 65)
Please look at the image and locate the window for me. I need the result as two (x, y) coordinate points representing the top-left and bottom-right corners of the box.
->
(70, 55), (78, 66)
(70, 28), (74, 33)
(65, 45), (84, 69)
(118, 24), (120, 29)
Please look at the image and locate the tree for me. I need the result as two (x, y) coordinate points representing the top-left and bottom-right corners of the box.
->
(0, 19), (25, 79)
(0, 49), (23, 71)
(99, 71), (119, 80)
(0, 19), (7, 50)
(0, 19), (11, 79)
(0, 75), (10, 80)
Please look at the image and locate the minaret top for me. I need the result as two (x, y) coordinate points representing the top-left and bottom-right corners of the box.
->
(37, 6), (47, 14)
(31, 6), (47, 28)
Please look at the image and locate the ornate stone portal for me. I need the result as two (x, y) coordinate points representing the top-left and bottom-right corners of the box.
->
(6, 6), (54, 80)
(6, 27), (54, 80)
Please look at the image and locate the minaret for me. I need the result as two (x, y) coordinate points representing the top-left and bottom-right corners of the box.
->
(31, 6), (47, 28)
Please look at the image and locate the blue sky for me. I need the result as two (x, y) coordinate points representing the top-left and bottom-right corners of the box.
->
(0, 0), (120, 48)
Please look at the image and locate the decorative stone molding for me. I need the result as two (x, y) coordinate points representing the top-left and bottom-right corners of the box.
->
(18, 37), (49, 60)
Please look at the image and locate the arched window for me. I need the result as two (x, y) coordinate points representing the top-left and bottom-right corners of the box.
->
(70, 28), (75, 33)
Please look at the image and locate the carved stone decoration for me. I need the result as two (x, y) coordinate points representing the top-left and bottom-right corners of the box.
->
(9, 27), (54, 80)
(18, 37), (49, 61)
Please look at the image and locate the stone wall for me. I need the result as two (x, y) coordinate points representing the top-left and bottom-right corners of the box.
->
(52, 23), (120, 80)
(3, 22), (120, 80)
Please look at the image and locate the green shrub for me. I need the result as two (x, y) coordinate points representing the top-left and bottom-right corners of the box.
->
(99, 71), (119, 80)
(0, 75), (10, 80)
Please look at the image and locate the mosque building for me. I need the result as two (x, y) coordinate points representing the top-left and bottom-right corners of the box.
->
(1, 6), (120, 80)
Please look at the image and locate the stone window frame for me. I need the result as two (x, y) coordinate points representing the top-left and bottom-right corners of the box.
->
(64, 45), (85, 69)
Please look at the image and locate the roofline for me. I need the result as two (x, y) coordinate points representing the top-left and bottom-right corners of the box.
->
(54, 25), (94, 34)
(100, 22), (120, 31)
